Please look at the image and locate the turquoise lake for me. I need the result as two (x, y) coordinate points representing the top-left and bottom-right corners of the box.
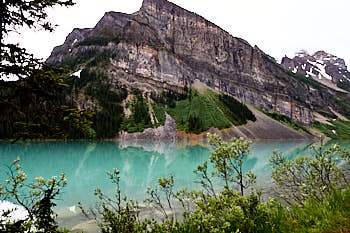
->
(0, 140), (349, 214)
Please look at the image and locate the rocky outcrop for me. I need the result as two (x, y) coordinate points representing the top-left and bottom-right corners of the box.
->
(281, 50), (350, 92)
(47, 0), (350, 127)
(118, 114), (178, 142)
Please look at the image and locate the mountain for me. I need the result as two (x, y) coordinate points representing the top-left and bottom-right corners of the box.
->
(281, 50), (350, 92)
(46, 0), (350, 140)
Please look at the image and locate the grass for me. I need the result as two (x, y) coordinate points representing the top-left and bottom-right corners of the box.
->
(166, 92), (231, 133)
(166, 90), (255, 134)
(313, 120), (350, 139)
(279, 188), (350, 233)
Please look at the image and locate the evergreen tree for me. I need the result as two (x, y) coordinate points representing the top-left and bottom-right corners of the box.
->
(0, 0), (74, 80)
(0, 0), (97, 140)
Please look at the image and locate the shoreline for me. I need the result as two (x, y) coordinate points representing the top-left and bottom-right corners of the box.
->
(0, 136), (318, 146)
(0, 128), (320, 145)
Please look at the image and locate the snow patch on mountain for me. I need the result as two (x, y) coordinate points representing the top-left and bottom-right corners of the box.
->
(72, 38), (78, 46)
(281, 50), (350, 92)
(308, 60), (333, 80)
(73, 69), (82, 78)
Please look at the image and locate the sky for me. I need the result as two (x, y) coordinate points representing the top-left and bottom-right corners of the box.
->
(8, 0), (350, 66)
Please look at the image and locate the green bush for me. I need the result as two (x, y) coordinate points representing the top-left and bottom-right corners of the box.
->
(270, 141), (349, 205)
(84, 134), (349, 233)
(219, 94), (256, 124)
(268, 187), (350, 233)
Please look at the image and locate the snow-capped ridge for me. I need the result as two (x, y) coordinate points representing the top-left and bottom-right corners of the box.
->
(281, 50), (350, 92)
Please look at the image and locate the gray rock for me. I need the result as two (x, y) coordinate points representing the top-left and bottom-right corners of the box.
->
(118, 114), (178, 142)
(281, 50), (350, 92)
(47, 0), (350, 127)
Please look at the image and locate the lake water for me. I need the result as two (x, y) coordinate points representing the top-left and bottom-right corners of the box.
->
(0, 140), (348, 216)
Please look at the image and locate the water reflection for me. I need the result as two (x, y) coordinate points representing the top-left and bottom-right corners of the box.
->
(0, 139), (345, 212)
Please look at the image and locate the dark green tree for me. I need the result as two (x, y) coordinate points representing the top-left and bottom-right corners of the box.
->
(0, 0), (74, 80)
(0, 65), (95, 140)
(0, 158), (68, 232)
(0, 0), (97, 140)
(187, 114), (203, 134)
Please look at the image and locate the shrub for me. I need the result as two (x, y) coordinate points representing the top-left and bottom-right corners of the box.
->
(80, 136), (350, 233)
(270, 141), (350, 205)
(0, 158), (68, 233)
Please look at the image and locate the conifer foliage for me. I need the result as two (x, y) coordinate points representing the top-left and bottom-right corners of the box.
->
(0, 0), (96, 140)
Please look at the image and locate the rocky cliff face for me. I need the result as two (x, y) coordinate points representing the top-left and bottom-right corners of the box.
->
(281, 50), (350, 92)
(119, 113), (178, 142)
(47, 0), (350, 126)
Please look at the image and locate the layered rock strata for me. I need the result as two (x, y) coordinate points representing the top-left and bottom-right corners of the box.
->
(48, 0), (350, 126)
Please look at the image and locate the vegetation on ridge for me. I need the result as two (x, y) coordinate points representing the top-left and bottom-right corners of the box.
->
(313, 120), (350, 139)
(166, 90), (256, 134)
(121, 93), (153, 133)
(64, 77), (257, 136)
(76, 35), (121, 47)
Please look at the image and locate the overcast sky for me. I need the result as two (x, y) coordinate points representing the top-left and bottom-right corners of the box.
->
(9, 0), (350, 66)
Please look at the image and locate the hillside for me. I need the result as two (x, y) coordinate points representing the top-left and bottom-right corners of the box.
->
(45, 0), (350, 140)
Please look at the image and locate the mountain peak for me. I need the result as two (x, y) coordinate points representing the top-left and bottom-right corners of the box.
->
(141, 0), (169, 7)
(295, 49), (309, 58)
(139, 0), (220, 31)
(281, 50), (350, 92)
(141, 0), (181, 15)
(47, 0), (350, 127)
(313, 50), (328, 57)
